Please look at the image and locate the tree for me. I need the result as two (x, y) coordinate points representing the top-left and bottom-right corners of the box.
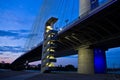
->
(65, 64), (75, 71)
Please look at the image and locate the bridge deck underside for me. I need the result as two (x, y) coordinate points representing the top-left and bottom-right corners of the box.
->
(12, 1), (120, 67)
(57, 1), (120, 50)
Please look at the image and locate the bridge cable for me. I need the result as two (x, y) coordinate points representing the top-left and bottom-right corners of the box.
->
(24, 0), (45, 50)
(54, 0), (64, 30)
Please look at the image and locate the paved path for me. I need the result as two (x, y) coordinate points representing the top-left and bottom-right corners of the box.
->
(0, 69), (39, 80)
(1, 73), (39, 80)
(0, 69), (120, 80)
(27, 73), (120, 80)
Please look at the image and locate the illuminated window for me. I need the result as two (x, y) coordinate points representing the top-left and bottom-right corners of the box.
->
(48, 34), (51, 37)
(46, 55), (55, 59)
(47, 41), (54, 45)
(50, 49), (55, 52)
(47, 55), (49, 58)
(46, 29), (49, 32)
(47, 48), (55, 52)
(51, 34), (53, 37)
(46, 26), (53, 30)
(46, 26), (53, 33)
(47, 41), (50, 44)
(47, 48), (50, 51)
(46, 63), (49, 66)
(49, 56), (55, 59)
(50, 41), (54, 44)
(48, 62), (54, 67)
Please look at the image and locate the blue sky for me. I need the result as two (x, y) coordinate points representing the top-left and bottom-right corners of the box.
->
(0, 0), (42, 63)
(0, 0), (120, 68)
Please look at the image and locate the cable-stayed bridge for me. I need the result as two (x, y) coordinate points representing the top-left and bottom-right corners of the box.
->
(11, 0), (120, 74)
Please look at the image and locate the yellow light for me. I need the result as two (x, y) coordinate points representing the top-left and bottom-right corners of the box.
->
(48, 63), (54, 67)
(47, 41), (54, 44)
(46, 63), (49, 66)
(47, 48), (55, 52)
(47, 55), (49, 58)
(46, 29), (49, 32)
(47, 48), (50, 51)
(49, 56), (55, 59)
(48, 35), (51, 37)
(50, 49), (55, 52)
(51, 41), (54, 44)
(46, 26), (53, 30)
(47, 41), (50, 44)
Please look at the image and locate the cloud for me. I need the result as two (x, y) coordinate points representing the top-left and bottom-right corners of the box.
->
(0, 29), (30, 39)
(0, 46), (26, 53)
(8, 29), (30, 33)
(0, 30), (18, 37)
(0, 36), (26, 48)
(0, 51), (23, 63)
(0, 52), (3, 54)
(0, 9), (35, 30)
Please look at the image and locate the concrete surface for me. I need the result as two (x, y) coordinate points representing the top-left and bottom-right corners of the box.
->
(0, 69), (120, 80)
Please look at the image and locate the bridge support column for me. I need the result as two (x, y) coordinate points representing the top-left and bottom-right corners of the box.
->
(78, 47), (94, 74)
(79, 0), (99, 17)
(78, 47), (106, 74)
(94, 48), (106, 73)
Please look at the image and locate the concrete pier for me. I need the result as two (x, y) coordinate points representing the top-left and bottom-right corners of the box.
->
(78, 47), (107, 74)
(78, 47), (94, 74)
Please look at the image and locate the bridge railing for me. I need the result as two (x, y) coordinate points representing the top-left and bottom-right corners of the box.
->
(58, 0), (116, 34)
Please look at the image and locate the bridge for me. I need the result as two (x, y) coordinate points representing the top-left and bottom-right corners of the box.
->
(11, 0), (120, 74)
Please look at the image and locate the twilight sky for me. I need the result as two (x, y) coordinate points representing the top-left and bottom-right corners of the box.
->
(0, 0), (120, 68)
(0, 0), (42, 63)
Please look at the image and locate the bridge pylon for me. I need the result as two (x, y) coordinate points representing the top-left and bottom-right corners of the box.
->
(78, 47), (107, 74)
(79, 0), (98, 17)
(41, 17), (58, 73)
